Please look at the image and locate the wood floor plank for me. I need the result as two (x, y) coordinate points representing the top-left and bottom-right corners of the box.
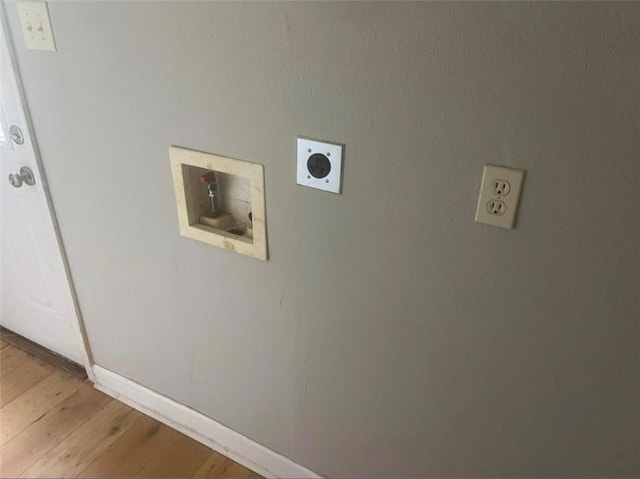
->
(78, 415), (175, 477)
(0, 356), (57, 408)
(193, 451), (233, 477)
(193, 451), (259, 478)
(0, 328), (86, 379)
(223, 461), (261, 478)
(0, 370), (84, 446)
(136, 431), (211, 477)
(0, 346), (31, 376)
(0, 383), (112, 477)
(0, 333), (261, 479)
(21, 399), (140, 478)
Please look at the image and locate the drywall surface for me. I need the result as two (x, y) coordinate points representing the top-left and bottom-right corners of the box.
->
(7, 2), (639, 476)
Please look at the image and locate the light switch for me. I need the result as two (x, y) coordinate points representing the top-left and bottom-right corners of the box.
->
(17, 2), (56, 52)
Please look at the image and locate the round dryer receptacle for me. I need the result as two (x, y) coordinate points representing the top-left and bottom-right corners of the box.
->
(307, 153), (331, 179)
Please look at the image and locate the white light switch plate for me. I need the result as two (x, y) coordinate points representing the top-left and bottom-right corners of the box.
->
(297, 137), (343, 194)
(475, 164), (525, 229)
(17, 2), (56, 52)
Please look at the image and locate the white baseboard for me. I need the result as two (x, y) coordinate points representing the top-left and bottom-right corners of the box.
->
(92, 365), (320, 479)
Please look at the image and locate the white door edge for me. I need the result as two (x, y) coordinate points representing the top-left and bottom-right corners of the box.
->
(0, 1), (94, 381)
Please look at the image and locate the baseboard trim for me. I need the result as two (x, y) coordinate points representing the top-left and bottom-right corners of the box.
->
(93, 365), (320, 479)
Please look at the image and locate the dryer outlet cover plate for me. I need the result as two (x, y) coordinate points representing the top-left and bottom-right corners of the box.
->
(297, 137), (343, 194)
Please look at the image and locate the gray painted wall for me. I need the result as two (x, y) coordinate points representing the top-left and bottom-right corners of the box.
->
(7, 2), (639, 476)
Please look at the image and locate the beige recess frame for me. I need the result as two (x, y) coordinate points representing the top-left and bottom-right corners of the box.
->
(169, 146), (267, 260)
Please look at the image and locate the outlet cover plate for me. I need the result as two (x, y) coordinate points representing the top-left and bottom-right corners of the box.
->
(475, 164), (525, 229)
(17, 2), (56, 52)
(297, 137), (343, 194)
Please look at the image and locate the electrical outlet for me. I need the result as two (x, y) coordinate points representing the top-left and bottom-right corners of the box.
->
(17, 2), (56, 52)
(475, 165), (525, 229)
(486, 199), (506, 216)
(492, 180), (511, 196)
(297, 137), (343, 194)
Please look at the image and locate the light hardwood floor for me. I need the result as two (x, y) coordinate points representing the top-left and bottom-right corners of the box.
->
(0, 341), (259, 478)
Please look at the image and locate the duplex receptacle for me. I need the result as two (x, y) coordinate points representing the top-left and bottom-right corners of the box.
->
(475, 165), (525, 229)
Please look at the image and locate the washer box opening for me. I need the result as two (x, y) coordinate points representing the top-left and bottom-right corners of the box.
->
(169, 146), (267, 260)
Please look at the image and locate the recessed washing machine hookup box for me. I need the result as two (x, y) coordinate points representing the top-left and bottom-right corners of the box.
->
(169, 146), (267, 260)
